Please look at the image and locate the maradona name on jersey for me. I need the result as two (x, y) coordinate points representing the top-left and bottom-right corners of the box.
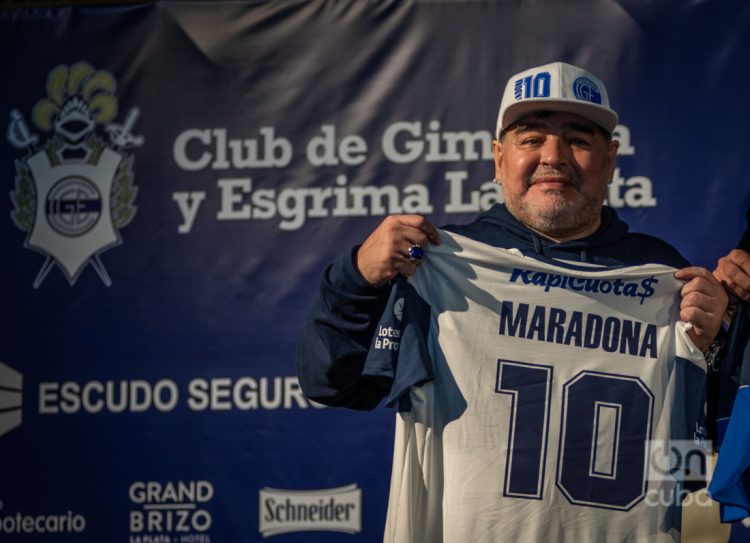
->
(510, 268), (659, 305)
(499, 301), (658, 359)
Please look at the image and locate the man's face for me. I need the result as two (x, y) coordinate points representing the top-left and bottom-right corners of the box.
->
(493, 111), (618, 241)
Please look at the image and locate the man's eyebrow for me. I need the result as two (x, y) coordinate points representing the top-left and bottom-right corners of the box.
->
(513, 120), (596, 135)
(561, 121), (596, 134)
(514, 122), (546, 134)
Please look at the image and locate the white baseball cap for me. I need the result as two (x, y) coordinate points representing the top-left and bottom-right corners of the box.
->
(495, 61), (618, 138)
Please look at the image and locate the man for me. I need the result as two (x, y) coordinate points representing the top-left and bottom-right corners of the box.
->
(708, 203), (750, 527)
(297, 62), (728, 542)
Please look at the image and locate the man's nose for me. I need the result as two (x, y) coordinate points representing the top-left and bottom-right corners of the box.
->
(540, 137), (568, 167)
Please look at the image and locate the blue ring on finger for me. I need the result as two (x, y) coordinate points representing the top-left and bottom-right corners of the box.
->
(408, 244), (424, 261)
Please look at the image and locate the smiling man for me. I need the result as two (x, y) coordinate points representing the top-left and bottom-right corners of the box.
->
(494, 110), (617, 241)
(297, 62), (728, 542)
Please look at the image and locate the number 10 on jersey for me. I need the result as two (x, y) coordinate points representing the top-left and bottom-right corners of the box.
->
(496, 360), (654, 511)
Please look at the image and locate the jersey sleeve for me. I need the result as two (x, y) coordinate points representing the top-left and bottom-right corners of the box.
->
(295, 248), (394, 410)
(361, 276), (434, 408)
(296, 248), (435, 410)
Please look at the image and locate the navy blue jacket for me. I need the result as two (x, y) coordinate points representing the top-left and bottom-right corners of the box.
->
(296, 204), (689, 410)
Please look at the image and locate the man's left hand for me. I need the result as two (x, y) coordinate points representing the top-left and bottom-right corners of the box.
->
(674, 267), (728, 352)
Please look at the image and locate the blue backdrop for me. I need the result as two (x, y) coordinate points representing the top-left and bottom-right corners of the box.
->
(1, 1), (748, 541)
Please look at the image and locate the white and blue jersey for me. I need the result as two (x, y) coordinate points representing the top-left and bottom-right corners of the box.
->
(365, 230), (707, 543)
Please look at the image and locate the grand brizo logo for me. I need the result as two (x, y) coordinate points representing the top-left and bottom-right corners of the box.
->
(7, 61), (142, 287)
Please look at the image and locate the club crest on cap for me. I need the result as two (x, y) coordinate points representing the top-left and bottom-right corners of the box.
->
(572, 77), (603, 105)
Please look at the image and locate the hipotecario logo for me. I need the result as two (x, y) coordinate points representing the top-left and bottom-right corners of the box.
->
(7, 61), (142, 288)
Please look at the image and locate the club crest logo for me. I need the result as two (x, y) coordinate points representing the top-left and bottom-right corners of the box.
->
(572, 76), (603, 105)
(7, 61), (142, 287)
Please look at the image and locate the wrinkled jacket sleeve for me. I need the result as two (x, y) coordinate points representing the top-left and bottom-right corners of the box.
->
(296, 248), (434, 410)
(295, 248), (394, 410)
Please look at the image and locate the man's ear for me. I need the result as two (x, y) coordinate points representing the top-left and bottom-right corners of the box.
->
(604, 138), (619, 180)
(492, 139), (503, 180)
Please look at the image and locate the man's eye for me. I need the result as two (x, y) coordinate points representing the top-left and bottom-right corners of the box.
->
(569, 136), (592, 146)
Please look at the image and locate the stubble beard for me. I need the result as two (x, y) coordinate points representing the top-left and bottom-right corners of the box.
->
(504, 175), (607, 240)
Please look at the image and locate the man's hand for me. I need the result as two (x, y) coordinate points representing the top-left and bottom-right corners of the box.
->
(714, 248), (750, 301)
(355, 215), (441, 287)
(674, 267), (729, 352)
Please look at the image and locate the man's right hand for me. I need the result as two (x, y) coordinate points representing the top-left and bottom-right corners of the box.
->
(714, 248), (750, 301)
(355, 215), (441, 287)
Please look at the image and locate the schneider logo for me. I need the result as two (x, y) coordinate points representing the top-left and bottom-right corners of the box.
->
(0, 362), (22, 437)
(259, 484), (361, 537)
(7, 60), (142, 288)
(129, 480), (213, 541)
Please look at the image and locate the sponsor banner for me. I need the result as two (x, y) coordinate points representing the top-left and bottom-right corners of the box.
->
(0, 509), (86, 536)
(0, 360), (322, 431)
(259, 485), (362, 537)
(37, 376), (322, 415)
(1, 2), (749, 542)
(129, 480), (214, 542)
